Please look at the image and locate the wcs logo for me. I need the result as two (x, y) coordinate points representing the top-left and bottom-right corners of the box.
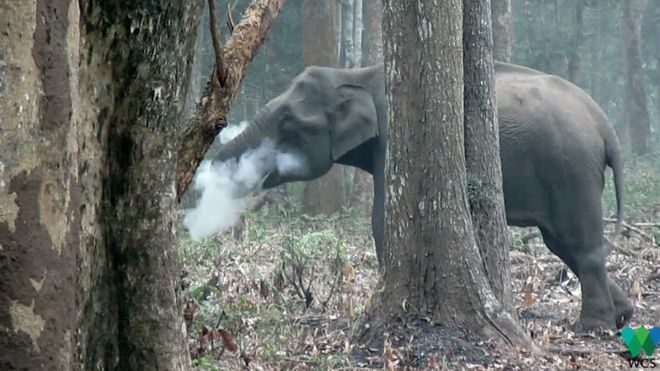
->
(621, 327), (660, 368)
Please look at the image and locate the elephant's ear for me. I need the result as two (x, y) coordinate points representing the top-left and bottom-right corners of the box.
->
(330, 84), (379, 160)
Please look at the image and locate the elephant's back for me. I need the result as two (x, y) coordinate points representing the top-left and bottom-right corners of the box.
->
(495, 68), (607, 159)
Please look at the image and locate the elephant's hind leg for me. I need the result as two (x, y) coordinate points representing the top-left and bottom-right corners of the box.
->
(539, 226), (618, 331)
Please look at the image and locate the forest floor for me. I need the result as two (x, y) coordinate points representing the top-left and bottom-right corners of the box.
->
(180, 156), (660, 370)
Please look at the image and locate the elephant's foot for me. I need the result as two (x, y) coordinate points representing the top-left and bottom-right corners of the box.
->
(573, 301), (618, 334)
(615, 308), (634, 330)
(571, 317), (616, 335)
(608, 278), (634, 329)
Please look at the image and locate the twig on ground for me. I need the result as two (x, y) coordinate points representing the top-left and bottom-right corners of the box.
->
(604, 237), (639, 258)
(546, 346), (629, 357)
(604, 218), (656, 243)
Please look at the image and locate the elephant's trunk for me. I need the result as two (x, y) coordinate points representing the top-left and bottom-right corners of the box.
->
(214, 108), (270, 163)
(212, 109), (277, 198)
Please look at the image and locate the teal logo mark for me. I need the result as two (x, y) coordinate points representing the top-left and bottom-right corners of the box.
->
(621, 327), (660, 357)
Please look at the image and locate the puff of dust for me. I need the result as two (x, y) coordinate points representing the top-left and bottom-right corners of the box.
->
(183, 122), (306, 241)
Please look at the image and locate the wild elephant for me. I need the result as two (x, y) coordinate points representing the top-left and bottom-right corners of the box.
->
(212, 62), (632, 332)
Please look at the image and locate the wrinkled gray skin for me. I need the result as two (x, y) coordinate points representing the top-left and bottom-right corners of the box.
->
(214, 62), (632, 332)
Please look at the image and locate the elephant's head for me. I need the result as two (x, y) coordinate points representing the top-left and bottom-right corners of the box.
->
(214, 66), (379, 194)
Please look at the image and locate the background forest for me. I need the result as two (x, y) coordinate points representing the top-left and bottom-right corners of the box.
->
(178, 1), (660, 370)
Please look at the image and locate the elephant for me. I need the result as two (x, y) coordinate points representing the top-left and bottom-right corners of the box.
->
(213, 62), (632, 332)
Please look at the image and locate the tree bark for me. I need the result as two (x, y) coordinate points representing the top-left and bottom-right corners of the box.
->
(567, 0), (584, 84)
(491, 0), (513, 62)
(0, 1), (80, 368)
(82, 1), (203, 368)
(362, 0), (531, 355)
(463, 0), (513, 312)
(622, 0), (652, 155)
(301, 0), (346, 215)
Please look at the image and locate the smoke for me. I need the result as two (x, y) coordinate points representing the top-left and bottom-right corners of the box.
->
(183, 122), (307, 241)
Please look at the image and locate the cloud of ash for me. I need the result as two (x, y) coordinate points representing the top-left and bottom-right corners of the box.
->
(183, 122), (307, 240)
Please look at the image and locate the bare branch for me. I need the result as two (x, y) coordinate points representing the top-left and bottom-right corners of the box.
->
(227, 2), (237, 33)
(176, 0), (287, 201)
(208, 0), (227, 86)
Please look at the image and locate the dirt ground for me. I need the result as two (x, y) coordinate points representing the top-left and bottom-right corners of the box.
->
(179, 199), (659, 371)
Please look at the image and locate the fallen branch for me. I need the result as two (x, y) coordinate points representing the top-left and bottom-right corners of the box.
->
(520, 230), (640, 258)
(603, 218), (656, 242)
(521, 231), (541, 244)
(176, 0), (287, 201)
(546, 346), (629, 357)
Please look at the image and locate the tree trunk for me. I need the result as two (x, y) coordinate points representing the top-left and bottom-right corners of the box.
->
(0, 1), (80, 368)
(301, 0), (346, 215)
(1, 0), (281, 368)
(622, 0), (652, 155)
(85, 2), (203, 368)
(363, 0), (383, 65)
(361, 0), (531, 357)
(643, 0), (660, 126)
(463, 0), (513, 312)
(567, 0), (584, 84)
(352, 0), (363, 67)
(491, 0), (513, 62)
(341, 0), (355, 68)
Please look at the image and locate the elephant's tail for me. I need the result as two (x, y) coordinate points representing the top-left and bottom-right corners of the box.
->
(607, 137), (624, 236)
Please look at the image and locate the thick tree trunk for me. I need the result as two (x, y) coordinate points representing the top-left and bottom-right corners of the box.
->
(0, 1), (80, 368)
(301, 0), (346, 215)
(81, 2), (203, 368)
(361, 0), (531, 355)
(2, 0), (280, 368)
(491, 0), (513, 62)
(622, 0), (652, 155)
(567, 0), (584, 84)
(463, 0), (513, 312)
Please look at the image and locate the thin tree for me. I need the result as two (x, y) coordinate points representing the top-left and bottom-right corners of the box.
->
(568, 0), (585, 84)
(491, 0), (513, 62)
(300, 0), (346, 215)
(362, 0), (531, 360)
(622, 0), (652, 155)
(463, 0), (513, 310)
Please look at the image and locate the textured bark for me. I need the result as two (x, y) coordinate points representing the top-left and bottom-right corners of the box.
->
(363, 0), (531, 351)
(80, 1), (204, 368)
(491, 0), (513, 62)
(567, 0), (584, 84)
(463, 0), (513, 312)
(301, 0), (346, 215)
(176, 0), (287, 200)
(0, 1), (79, 369)
(622, 0), (651, 155)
